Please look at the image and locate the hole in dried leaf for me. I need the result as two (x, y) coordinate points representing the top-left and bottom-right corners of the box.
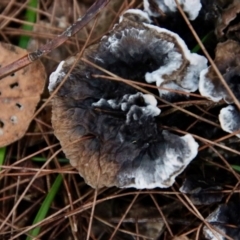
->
(10, 116), (17, 124)
(16, 103), (22, 109)
(10, 82), (18, 89)
(11, 73), (15, 77)
(0, 120), (4, 128)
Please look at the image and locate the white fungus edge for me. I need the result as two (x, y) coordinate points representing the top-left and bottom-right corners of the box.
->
(199, 68), (223, 102)
(48, 61), (66, 92)
(119, 9), (152, 23)
(143, 0), (202, 21)
(203, 206), (225, 240)
(92, 93), (161, 120)
(143, 23), (207, 97)
(122, 133), (199, 189)
(219, 105), (240, 138)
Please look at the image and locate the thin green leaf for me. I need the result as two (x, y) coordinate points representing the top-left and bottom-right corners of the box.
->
(231, 165), (240, 172)
(32, 157), (69, 163)
(191, 31), (213, 53)
(0, 147), (6, 171)
(19, 0), (38, 49)
(26, 174), (63, 240)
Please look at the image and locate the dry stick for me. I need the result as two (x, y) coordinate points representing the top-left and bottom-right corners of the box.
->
(0, 136), (91, 232)
(0, 143), (60, 178)
(150, 194), (173, 237)
(9, 190), (177, 240)
(226, 181), (240, 203)
(163, 126), (240, 156)
(36, 121), (78, 238)
(208, 145), (240, 203)
(11, 175), (20, 237)
(180, 227), (199, 238)
(0, 0), (29, 29)
(10, 189), (178, 238)
(199, 131), (240, 152)
(94, 215), (152, 239)
(11, 187), (96, 240)
(208, 146), (240, 182)
(86, 172), (99, 240)
(0, 0), (110, 79)
(195, 224), (203, 240)
(173, 188), (231, 240)
(109, 193), (139, 240)
(93, 74), (204, 99)
(0, 149), (62, 232)
(175, 0), (240, 111)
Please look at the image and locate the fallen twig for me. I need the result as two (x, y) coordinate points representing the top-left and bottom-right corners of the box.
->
(0, 0), (110, 80)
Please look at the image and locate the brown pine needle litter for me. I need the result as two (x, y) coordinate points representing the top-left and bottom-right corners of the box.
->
(0, 0), (240, 239)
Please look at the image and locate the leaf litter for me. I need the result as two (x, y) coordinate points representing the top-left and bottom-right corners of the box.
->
(0, 0), (240, 240)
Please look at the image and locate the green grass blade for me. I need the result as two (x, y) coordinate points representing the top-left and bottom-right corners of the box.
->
(19, 0), (38, 49)
(32, 157), (69, 163)
(26, 174), (63, 240)
(0, 147), (6, 171)
(231, 165), (240, 172)
(191, 31), (213, 53)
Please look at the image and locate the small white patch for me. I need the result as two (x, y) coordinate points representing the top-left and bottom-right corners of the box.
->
(92, 93), (161, 124)
(0, 129), (3, 136)
(159, 81), (187, 98)
(92, 98), (106, 108)
(120, 132), (198, 189)
(10, 116), (17, 124)
(106, 28), (146, 54)
(203, 206), (225, 240)
(144, 0), (202, 20)
(126, 105), (161, 124)
(219, 105), (240, 138)
(107, 99), (118, 109)
(58, 16), (68, 29)
(120, 9), (152, 23)
(143, 24), (207, 98)
(145, 47), (183, 85)
(182, 53), (208, 91)
(48, 61), (66, 92)
(199, 68), (222, 102)
(142, 94), (158, 106)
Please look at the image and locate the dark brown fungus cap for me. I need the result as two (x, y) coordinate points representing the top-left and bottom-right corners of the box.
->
(199, 40), (240, 103)
(49, 10), (199, 189)
(203, 198), (240, 240)
(179, 175), (224, 205)
(216, 0), (240, 40)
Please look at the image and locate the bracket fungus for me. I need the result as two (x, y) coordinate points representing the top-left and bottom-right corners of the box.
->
(179, 175), (224, 205)
(0, 42), (46, 147)
(199, 40), (240, 103)
(49, 10), (199, 189)
(143, 0), (202, 20)
(219, 105), (240, 138)
(120, 10), (207, 101)
(203, 200), (240, 240)
(215, 0), (240, 41)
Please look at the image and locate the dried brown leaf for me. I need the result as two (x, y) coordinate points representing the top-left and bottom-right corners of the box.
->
(0, 42), (46, 147)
